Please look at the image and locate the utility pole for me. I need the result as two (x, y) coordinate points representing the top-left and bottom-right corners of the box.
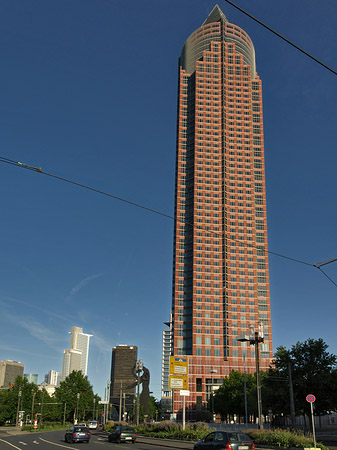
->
(107, 380), (111, 423)
(38, 388), (45, 431)
(119, 382), (123, 422)
(243, 351), (248, 425)
(16, 390), (22, 427)
(31, 390), (36, 430)
(239, 322), (264, 429)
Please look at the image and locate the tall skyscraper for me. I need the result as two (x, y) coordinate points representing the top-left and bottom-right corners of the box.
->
(110, 345), (137, 415)
(62, 326), (92, 380)
(171, 5), (272, 415)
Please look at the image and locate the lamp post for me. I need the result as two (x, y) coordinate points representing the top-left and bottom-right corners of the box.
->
(38, 388), (45, 431)
(93, 398), (96, 421)
(76, 393), (80, 424)
(239, 322), (264, 429)
(16, 390), (22, 427)
(31, 390), (36, 430)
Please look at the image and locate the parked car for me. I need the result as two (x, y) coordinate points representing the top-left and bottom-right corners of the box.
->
(64, 425), (90, 443)
(108, 425), (136, 443)
(88, 420), (98, 430)
(194, 431), (255, 450)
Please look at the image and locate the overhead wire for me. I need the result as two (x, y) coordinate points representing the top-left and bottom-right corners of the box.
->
(1, 156), (335, 287)
(1, 5), (337, 286)
(223, 0), (337, 77)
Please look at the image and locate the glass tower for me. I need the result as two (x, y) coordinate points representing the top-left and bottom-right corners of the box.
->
(172, 5), (273, 415)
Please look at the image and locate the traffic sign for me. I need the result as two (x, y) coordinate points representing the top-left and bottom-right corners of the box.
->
(180, 390), (190, 396)
(306, 394), (316, 403)
(169, 375), (188, 390)
(170, 356), (188, 375)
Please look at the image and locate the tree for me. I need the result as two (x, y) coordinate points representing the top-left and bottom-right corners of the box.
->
(0, 376), (42, 425)
(213, 370), (258, 421)
(263, 338), (337, 418)
(54, 371), (100, 423)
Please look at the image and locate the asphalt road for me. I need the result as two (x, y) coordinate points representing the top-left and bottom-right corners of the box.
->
(0, 430), (193, 450)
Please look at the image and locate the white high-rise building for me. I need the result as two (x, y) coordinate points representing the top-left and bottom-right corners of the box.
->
(61, 326), (92, 380)
(45, 370), (60, 386)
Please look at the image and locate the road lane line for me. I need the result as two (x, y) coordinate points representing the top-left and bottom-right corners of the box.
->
(0, 439), (23, 450)
(39, 437), (74, 449)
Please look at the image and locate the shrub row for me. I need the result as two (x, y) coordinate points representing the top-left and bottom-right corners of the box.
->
(135, 422), (327, 449)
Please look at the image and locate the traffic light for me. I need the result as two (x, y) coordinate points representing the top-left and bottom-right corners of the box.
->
(10, 384), (13, 391)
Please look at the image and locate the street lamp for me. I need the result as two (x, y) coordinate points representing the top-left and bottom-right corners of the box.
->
(76, 393), (80, 424)
(239, 322), (264, 429)
(31, 390), (36, 430)
(16, 390), (22, 427)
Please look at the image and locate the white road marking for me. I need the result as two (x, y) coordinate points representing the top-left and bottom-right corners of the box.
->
(18, 443), (27, 446)
(39, 437), (74, 449)
(33, 441), (39, 445)
(0, 439), (23, 450)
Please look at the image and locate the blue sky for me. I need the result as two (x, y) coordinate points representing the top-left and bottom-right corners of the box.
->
(0, 0), (336, 401)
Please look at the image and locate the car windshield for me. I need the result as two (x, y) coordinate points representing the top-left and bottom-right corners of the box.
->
(121, 427), (135, 432)
(74, 427), (88, 432)
(229, 433), (251, 443)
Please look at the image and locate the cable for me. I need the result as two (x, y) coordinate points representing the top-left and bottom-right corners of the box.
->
(223, 0), (337, 77)
(1, 156), (336, 287)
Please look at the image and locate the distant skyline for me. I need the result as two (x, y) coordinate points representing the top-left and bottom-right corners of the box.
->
(0, 0), (336, 401)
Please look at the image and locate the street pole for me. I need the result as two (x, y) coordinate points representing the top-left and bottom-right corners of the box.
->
(119, 383), (122, 422)
(31, 391), (36, 430)
(16, 390), (22, 427)
(243, 352), (248, 425)
(76, 393), (80, 424)
(93, 398), (96, 421)
(182, 395), (186, 430)
(310, 402), (316, 449)
(107, 380), (111, 423)
(255, 333), (263, 430)
(38, 389), (45, 431)
(123, 393), (126, 421)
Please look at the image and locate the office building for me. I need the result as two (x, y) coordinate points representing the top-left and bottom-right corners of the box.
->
(161, 316), (173, 417)
(62, 326), (92, 380)
(44, 370), (60, 386)
(0, 360), (24, 388)
(110, 345), (137, 414)
(171, 5), (273, 415)
(24, 373), (38, 384)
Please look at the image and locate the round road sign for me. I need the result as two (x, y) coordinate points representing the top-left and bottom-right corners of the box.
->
(306, 394), (316, 403)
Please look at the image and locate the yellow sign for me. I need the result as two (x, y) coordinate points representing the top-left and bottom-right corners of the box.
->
(169, 375), (188, 390)
(169, 356), (188, 375)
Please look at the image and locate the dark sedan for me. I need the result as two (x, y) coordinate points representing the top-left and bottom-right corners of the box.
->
(194, 431), (255, 450)
(108, 425), (136, 443)
(65, 425), (91, 443)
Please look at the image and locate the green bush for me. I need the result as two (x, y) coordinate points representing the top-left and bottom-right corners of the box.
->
(21, 422), (71, 432)
(135, 421), (210, 441)
(246, 429), (327, 449)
